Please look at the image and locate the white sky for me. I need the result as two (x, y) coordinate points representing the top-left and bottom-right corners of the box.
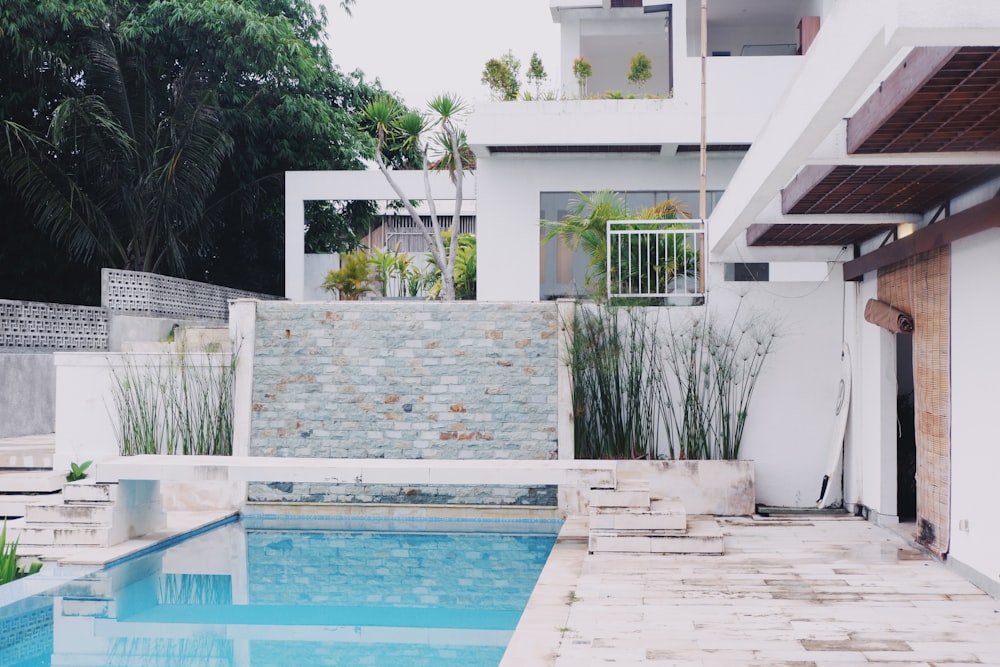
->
(318, 0), (562, 109)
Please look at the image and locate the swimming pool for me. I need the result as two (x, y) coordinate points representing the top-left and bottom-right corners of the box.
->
(0, 515), (560, 667)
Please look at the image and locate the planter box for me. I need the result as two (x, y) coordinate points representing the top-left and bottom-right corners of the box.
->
(560, 459), (754, 516)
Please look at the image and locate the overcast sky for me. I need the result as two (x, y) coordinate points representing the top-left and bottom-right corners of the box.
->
(319, 0), (562, 109)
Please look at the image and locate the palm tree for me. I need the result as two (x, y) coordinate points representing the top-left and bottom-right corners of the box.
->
(363, 93), (474, 301)
(1, 25), (233, 276)
(541, 191), (693, 298)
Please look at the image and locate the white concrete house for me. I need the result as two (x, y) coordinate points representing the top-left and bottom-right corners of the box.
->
(282, 0), (1000, 594)
(466, 0), (1000, 595)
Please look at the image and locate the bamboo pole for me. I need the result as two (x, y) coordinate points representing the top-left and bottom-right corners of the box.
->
(699, 0), (708, 295)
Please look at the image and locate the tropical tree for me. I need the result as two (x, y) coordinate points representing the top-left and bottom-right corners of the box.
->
(541, 191), (692, 297)
(526, 52), (548, 98)
(628, 52), (653, 91)
(482, 58), (519, 101)
(573, 57), (593, 96)
(0, 0), (395, 301)
(362, 94), (474, 301)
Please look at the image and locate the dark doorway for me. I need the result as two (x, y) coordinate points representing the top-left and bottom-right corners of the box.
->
(896, 334), (917, 521)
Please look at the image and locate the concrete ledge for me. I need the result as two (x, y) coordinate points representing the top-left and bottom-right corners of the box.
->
(93, 455), (619, 488)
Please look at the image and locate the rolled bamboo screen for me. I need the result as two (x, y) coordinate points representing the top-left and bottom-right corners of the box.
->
(878, 246), (950, 557)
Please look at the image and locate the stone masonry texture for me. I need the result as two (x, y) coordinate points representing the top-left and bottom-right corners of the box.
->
(249, 301), (559, 505)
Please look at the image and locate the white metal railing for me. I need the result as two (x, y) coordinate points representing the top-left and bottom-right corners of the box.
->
(606, 220), (704, 301)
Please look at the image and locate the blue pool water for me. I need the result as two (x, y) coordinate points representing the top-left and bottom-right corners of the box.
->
(0, 515), (560, 667)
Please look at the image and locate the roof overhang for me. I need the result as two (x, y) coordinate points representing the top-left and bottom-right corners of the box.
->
(710, 0), (1000, 260)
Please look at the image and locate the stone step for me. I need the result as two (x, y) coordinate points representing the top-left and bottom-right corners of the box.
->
(63, 481), (118, 504)
(0, 470), (67, 493)
(13, 523), (113, 547)
(0, 433), (56, 469)
(590, 487), (650, 509)
(590, 497), (687, 532)
(588, 516), (724, 555)
(25, 501), (114, 525)
(0, 493), (59, 519)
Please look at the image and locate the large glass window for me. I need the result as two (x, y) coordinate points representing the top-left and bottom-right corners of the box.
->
(539, 190), (720, 300)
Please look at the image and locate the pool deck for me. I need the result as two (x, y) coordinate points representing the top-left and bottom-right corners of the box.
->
(502, 514), (1000, 666)
(12, 509), (1000, 665)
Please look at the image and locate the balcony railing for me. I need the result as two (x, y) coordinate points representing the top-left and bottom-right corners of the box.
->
(606, 220), (704, 301)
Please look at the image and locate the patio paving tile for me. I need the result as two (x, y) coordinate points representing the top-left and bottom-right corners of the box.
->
(501, 515), (1000, 666)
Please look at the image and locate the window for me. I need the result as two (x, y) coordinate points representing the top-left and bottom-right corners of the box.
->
(540, 190), (721, 300)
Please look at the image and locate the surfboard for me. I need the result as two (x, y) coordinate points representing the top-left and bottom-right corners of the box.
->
(817, 343), (852, 508)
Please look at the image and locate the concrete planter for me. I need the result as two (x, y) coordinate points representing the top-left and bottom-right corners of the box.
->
(561, 459), (755, 516)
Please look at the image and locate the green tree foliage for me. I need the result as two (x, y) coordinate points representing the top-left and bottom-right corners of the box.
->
(0, 0), (397, 301)
(482, 59), (520, 101)
(322, 249), (373, 300)
(541, 191), (691, 296)
(362, 94), (473, 301)
(628, 52), (653, 90)
(526, 52), (548, 98)
(573, 57), (593, 96)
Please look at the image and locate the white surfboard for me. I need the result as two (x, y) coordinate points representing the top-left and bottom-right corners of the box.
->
(817, 343), (852, 508)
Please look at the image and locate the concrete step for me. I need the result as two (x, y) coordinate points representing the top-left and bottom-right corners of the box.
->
(61, 597), (116, 619)
(0, 493), (59, 519)
(63, 481), (118, 504)
(590, 485), (651, 509)
(176, 326), (231, 352)
(49, 576), (116, 600)
(0, 433), (56, 469)
(25, 501), (114, 525)
(14, 523), (112, 547)
(589, 516), (724, 555)
(0, 470), (66, 493)
(590, 497), (687, 533)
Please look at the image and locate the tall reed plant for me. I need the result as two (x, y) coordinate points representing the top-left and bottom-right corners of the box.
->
(661, 302), (777, 460)
(110, 348), (238, 456)
(566, 304), (665, 459)
(1, 520), (41, 585)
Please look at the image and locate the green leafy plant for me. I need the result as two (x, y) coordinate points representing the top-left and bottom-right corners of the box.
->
(368, 244), (417, 298)
(66, 460), (92, 482)
(566, 300), (778, 461)
(110, 348), (238, 457)
(660, 301), (778, 460)
(566, 304), (665, 459)
(628, 52), (653, 90)
(482, 57), (520, 101)
(526, 52), (548, 98)
(426, 232), (477, 300)
(322, 249), (374, 300)
(362, 93), (473, 300)
(1, 520), (41, 585)
(542, 191), (693, 299)
(573, 57), (593, 96)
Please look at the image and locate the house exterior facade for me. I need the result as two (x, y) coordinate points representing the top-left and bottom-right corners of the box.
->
(282, 0), (1000, 594)
(471, 0), (1000, 594)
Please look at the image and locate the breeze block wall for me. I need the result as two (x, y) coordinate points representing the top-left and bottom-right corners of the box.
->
(249, 301), (560, 505)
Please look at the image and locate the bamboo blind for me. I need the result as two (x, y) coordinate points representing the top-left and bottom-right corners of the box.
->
(878, 246), (951, 557)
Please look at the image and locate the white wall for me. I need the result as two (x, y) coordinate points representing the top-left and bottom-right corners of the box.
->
(842, 276), (898, 522)
(949, 230), (1000, 593)
(304, 253), (340, 301)
(477, 153), (742, 301)
(54, 353), (121, 472)
(54, 351), (238, 473)
(707, 278), (843, 507)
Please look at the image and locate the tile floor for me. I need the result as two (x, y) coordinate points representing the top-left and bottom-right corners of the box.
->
(503, 515), (1000, 666)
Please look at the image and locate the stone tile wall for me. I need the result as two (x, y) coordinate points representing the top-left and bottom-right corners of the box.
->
(249, 302), (560, 505)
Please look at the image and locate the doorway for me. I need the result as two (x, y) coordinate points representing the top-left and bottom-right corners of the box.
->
(896, 334), (917, 521)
